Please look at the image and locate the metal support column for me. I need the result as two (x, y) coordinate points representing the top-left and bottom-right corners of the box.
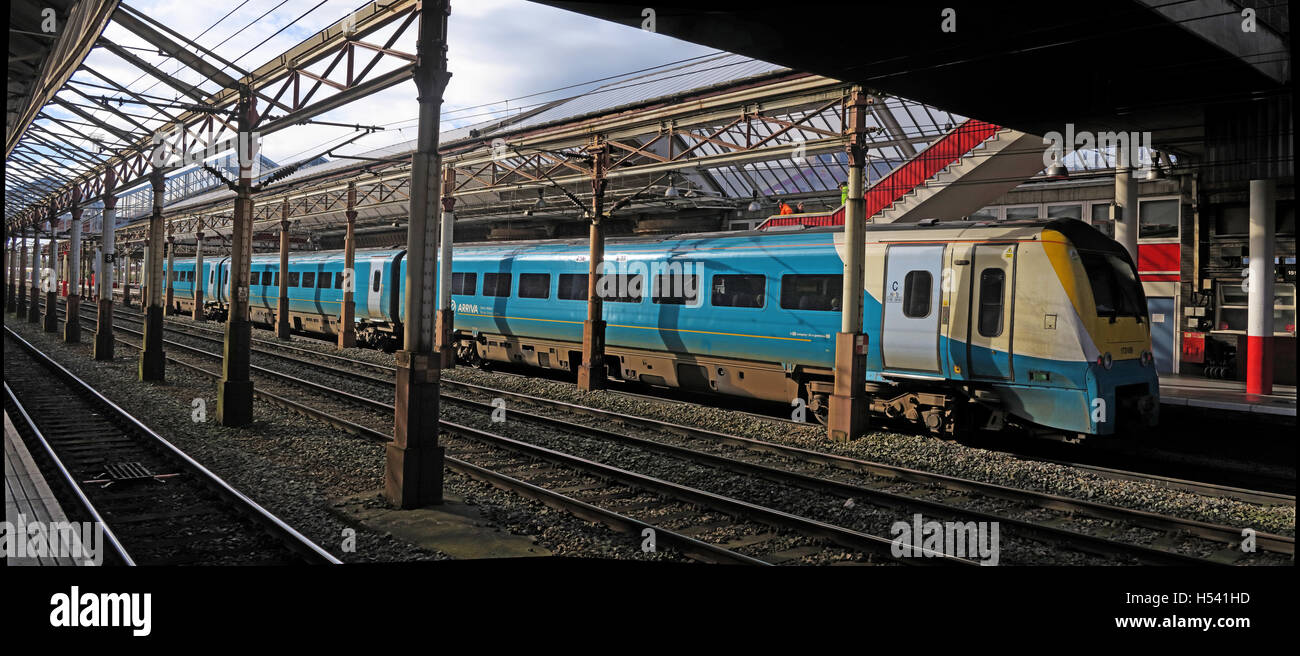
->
(193, 230), (205, 321)
(577, 138), (609, 391)
(64, 190), (83, 343)
(28, 218), (42, 323)
(165, 230), (176, 315)
(434, 166), (455, 367)
(1247, 179), (1276, 395)
(276, 200), (291, 339)
(829, 88), (871, 442)
(139, 169), (166, 381)
(216, 87), (259, 426)
(17, 222), (29, 317)
(121, 242), (131, 307)
(42, 212), (58, 332)
(338, 183), (357, 349)
(6, 230), (16, 313)
(386, 0), (451, 509)
(142, 238), (152, 312)
(94, 169), (117, 360)
(1114, 142), (1139, 263)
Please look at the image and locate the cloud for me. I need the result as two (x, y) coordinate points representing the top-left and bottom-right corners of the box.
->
(30, 0), (722, 172)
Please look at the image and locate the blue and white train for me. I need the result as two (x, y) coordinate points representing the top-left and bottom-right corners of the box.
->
(167, 218), (1159, 439)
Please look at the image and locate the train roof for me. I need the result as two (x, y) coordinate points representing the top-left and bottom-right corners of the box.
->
(175, 220), (1126, 262)
(450, 218), (1127, 257)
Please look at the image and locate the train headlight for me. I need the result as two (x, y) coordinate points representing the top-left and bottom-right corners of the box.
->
(1139, 350), (1154, 367)
(1097, 353), (1113, 370)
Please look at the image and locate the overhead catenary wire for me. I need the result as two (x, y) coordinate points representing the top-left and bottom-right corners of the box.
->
(9, 1), (1292, 223)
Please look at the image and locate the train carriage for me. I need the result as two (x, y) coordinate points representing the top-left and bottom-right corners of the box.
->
(170, 218), (1158, 439)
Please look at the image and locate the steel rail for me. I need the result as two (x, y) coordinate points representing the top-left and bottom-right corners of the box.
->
(4, 381), (136, 566)
(3, 326), (342, 565)
(59, 301), (1298, 556)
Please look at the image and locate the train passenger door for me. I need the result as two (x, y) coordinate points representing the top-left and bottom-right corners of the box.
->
(366, 256), (388, 319)
(881, 245), (945, 373)
(966, 243), (1015, 380)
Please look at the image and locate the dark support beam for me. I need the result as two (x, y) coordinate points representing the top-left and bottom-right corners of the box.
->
(52, 96), (139, 144)
(216, 87), (258, 427)
(276, 199), (291, 340)
(192, 230), (205, 321)
(338, 183), (357, 349)
(577, 137), (609, 392)
(17, 224), (30, 317)
(828, 88), (870, 443)
(140, 238), (149, 310)
(40, 209), (57, 332)
(139, 168), (166, 381)
(6, 230), (17, 314)
(120, 236), (132, 308)
(386, 0), (450, 510)
(64, 189), (83, 343)
(165, 228), (175, 314)
(434, 166), (455, 367)
(111, 7), (241, 90)
(99, 39), (208, 103)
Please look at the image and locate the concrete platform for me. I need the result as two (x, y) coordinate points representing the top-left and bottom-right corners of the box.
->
(1159, 374), (1297, 418)
(4, 410), (82, 566)
(332, 491), (552, 560)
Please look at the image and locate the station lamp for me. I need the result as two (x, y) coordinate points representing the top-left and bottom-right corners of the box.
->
(664, 172), (679, 198)
(746, 191), (763, 212)
(1045, 150), (1068, 180)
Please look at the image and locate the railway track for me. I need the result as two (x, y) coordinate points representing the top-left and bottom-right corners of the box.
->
(75, 300), (1298, 501)
(33, 305), (962, 565)
(41, 302), (1295, 564)
(3, 326), (341, 566)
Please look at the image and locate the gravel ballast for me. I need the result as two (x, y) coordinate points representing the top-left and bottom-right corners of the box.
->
(6, 314), (681, 563)
(156, 311), (1294, 539)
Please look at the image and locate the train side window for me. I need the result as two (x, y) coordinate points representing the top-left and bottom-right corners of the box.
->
(518, 273), (550, 299)
(451, 272), (476, 295)
(334, 272), (343, 289)
(274, 272), (279, 287)
(289, 272), (300, 287)
(603, 274), (643, 303)
(261, 271), (273, 286)
(319, 272), (332, 289)
(711, 274), (765, 308)
(652, 274), (698, 305)
(483, 273), (511, 297)
(223, 271), (228, 286)
(372, 270), (381, 292)
(779, 274), (842, 311)
(210, 271), (214, 284)
(903, 271), (932, 318)
(977, 269), (1005, 337)
(302, 272), (316, 288)
(558, 274), (588, 300)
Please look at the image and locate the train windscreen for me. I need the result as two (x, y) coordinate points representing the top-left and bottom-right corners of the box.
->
(1079, 251), (1146, 321)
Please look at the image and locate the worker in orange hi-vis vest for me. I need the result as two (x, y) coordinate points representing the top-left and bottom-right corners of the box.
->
(779, 201), (794, 215)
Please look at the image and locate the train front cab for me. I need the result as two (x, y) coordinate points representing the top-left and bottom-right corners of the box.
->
(965, 223), (1158, 438)
(1043, 225), (1160, 437)
(862, 220), (1158, 439)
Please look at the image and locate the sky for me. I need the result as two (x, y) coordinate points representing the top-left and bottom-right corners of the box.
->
(48, 0), (723, 169)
